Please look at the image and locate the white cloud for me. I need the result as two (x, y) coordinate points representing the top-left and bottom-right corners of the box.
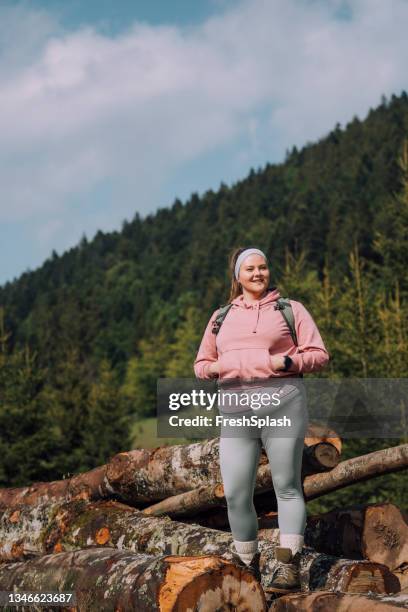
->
(1, 0), (408, 265)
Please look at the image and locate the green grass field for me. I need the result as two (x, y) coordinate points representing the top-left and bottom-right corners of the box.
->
(130, 417), (203, 449)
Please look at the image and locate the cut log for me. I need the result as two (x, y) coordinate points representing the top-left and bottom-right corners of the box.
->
(268, 590), (408, 611)
(182, 507), (231, 530)
(0, 440), (222, 510)
(0, 429), (341, 510)
(180, 493), (278, 530)
(142, 484), (226, 517)
(362, 503), (408, 572)
(0, 499), (233, 561)
(258, 530), (401, 594)
(107, 434), (340, 505)
(0, 498), (399, 595)
(394, 566), (408, 593)
(303, 443), (408, 500)
(253, 502), (408, 575)
(0, 547), (267, 611)
(142, 444), (408, 519)
(104, 440), (222, 504)
(302, 442), (340, 474)
(304, 423), (342, 454)
(0, 466), (107, 509)
(304, 502), (408, 571)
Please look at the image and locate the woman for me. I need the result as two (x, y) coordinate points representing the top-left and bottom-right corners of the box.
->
(193, 246), (329, 592)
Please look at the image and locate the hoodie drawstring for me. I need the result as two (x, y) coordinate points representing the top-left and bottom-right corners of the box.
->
(252, 302), (260, 333)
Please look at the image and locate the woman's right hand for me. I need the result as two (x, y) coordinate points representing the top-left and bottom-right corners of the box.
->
(208, 361), (220, 377)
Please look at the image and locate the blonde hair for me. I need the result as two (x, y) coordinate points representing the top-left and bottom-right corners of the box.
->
(227, 246), (269, 303)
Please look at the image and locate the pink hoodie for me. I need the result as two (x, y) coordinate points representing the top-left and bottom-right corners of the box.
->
(194, 288), (329, 380)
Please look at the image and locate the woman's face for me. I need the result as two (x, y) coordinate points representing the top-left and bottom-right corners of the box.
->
(238, 254), (270, 294)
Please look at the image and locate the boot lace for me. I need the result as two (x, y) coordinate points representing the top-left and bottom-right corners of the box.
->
(273, 562), (296, 582)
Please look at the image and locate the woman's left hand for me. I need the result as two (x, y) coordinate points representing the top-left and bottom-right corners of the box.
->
(270, 355), (286, 371)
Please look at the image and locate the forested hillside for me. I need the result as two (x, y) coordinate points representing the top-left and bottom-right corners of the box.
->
(0, 92), (407, 513)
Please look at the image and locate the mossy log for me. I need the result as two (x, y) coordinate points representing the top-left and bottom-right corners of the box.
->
(143, 444), (408, 518)
(305, 502), (408, 572)
(303, 443), (408, 501)
(103, 435), (340, 506)
(0, 547), (267, 611)
(268, 590), (408, 611)
(0, 498), (400, 595)
(259, 502), (408, 573)
(0, 431), (340, 510)
(0, 466), (107, 509)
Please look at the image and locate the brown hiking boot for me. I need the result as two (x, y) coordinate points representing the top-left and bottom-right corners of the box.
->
(268, 546), (302, 593)
(230, 550), (262, 583)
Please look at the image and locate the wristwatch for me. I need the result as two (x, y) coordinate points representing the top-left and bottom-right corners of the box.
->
(283, 355), (293, 372)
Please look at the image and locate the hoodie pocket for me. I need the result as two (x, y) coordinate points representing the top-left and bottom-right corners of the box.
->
(245, 348), (273, 378)
(219, 348), (273, 379)
(218, 350), (240, 379)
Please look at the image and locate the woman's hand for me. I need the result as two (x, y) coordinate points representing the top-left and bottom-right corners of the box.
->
(270, 355), (286, 371)
(208, 361), (220, 377)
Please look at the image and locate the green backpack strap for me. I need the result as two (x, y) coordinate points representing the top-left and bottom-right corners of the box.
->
(211, 297), (298, 348)
(211, 303), (233, 335)
(274, 297), (298, 347)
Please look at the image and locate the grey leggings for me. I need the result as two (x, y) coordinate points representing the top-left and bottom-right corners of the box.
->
(218, 383), (308, 541)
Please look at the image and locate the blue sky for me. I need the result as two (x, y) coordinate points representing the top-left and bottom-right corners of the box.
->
(1, 0), (408, 286)
(11, 0), (233, 32)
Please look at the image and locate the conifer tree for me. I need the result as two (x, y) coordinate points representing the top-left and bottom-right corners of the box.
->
(373, 140), (408, 292)
(83, 359), (131, 465)
(120, 331), (172, 419)
(165, 306), (203, 378)
(0, 309), (59, 486)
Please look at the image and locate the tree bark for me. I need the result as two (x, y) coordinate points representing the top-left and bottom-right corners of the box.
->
(0, 498), (399, 595)
(142, 484), (226, 518)
(0, 466), (107, 509)
(258, 529), (400, 594)
(142, 444), (408, 519)
(106, 435), (340, 505)
(0, 547), (267, 611)
(268, 590), (408, 611)
(260, 502), (408, 573)
(304, 502), (408, 571)
(0, 431), (341, 510)
(303, 443), (408, 500)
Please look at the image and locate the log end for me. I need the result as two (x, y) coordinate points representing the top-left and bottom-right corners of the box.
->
(267, 590), (408, 611)
(305, 443), (340, 471)
(160, 555), (267, 612)
(363, 503), (408, 571)
(328, 561), (401, 595)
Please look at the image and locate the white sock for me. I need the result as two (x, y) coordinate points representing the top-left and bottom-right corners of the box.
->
(279, 533), (304, 556)
(233, 539), (258, 565)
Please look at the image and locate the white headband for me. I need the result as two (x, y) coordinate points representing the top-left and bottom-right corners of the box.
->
(235, 248), (267, 281)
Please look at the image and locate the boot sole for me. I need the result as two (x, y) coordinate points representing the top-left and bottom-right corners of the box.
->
(265, 585), (301, 594)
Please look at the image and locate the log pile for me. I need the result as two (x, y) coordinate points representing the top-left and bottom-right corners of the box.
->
(0, 426), (406, 611)
(0, 497), (400, 595)
(268, 590), (408, 610)
(0, 548), (268, 611)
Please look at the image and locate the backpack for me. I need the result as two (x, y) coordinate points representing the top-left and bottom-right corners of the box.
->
(211, 297), (298, 347)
